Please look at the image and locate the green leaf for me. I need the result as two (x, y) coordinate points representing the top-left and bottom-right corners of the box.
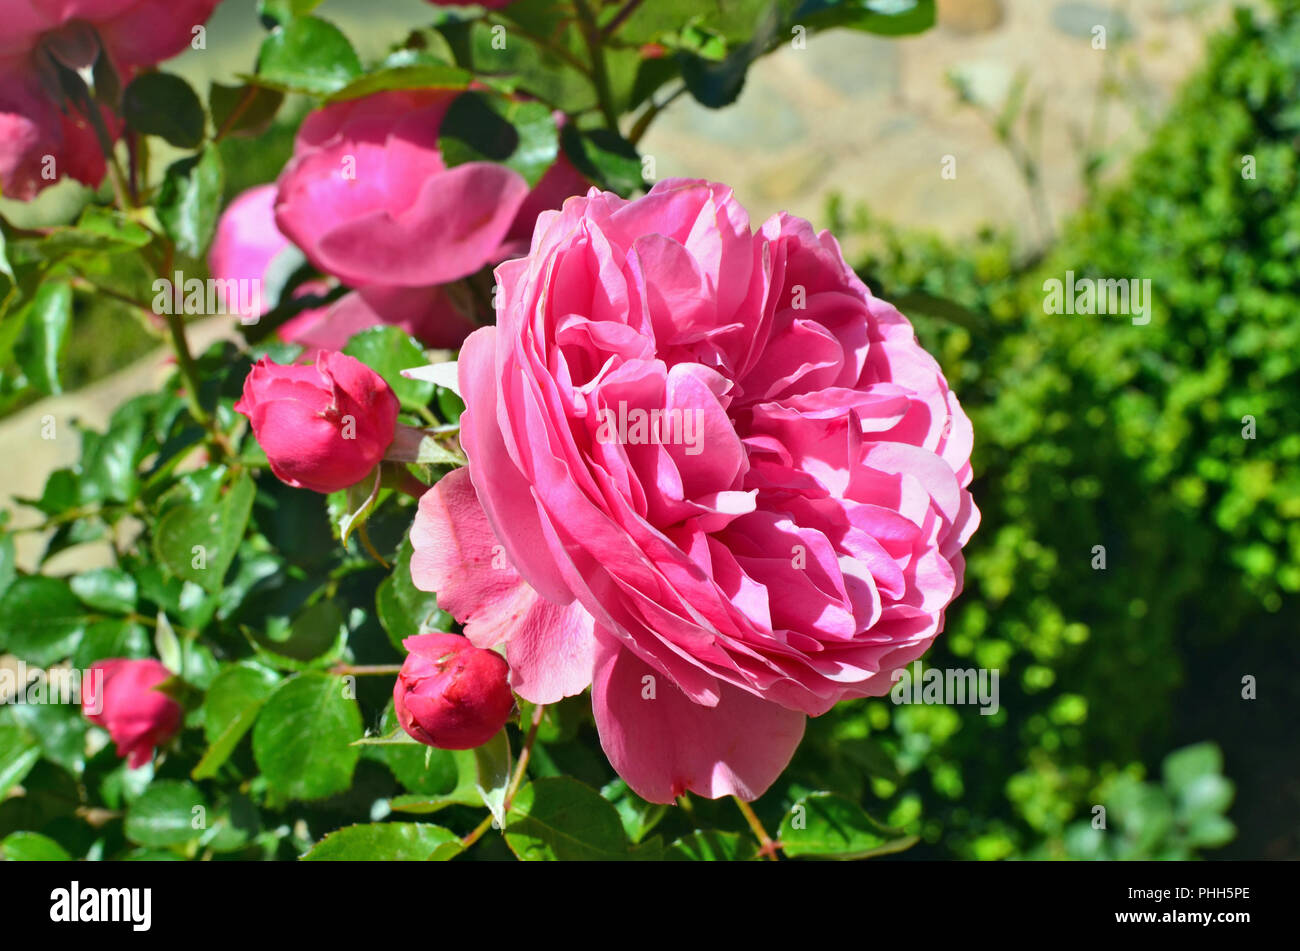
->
(801, 0), (937, 36)
(387, 749), (483, 813)
(0, 576), (88, 667)
(36, 206), (152, 260)
(72, 619), (149, 668)
(255, 16), (362, 96)
(473, 729), (512, 829)
(15, 281), (71, 396)
(257, 0), (326, 26)
(201, 794), (261, 853)
(670, 829), (758, 861)
(252, 672), (362, 802)
(123, 72), (206, 149)
(9, 702), (86, 774)
(0, 725), (41, 797)
(210, 82), (284, 138)
(125, 780), (208, 848)
(193, 663), (280, 780)
(505, 777), (634, 861)
(0, 831), (72, 861)
(780, 792), (918, 860)
(327, 54), (471, 103)
(342, 325), (434, 409)
(154, 611), (182, 673)
(301, 822), (461, 861)
(561, 125), (641, 197)
(362, 703), (461, 796)
(437, 91), (558, 188)
(157, 144), (224, 258)
(254, 598), (346, 662)
(376, 536), (452, 652)
(77, 404), (146, 505)
(1162, 742), (1223, 793)
(602, 778), (667, 844)
(69, 567), (137, 614)
(152, 473), (255, 592)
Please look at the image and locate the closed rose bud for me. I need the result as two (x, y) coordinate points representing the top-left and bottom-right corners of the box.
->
(81, 659), (183, 769)
(234, 350), (400, 494)
(394, 633), (513, 750)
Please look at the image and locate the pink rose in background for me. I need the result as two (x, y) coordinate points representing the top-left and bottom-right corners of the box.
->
(393, 633), (514, 749)
(274, 90), (589, 289)
(0, 63), (105, 200)
(235, 351), (400, 494)
(0, 0), (221, 199)
(275, 90), (529, 289)
(211, 184), (482, 353)
(411, 179), (978, 803)
(81, 658), (183, 769)
(0, 0), (220, 66)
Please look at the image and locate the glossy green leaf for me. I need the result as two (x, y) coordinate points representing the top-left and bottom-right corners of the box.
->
(157, 144), (225, 258)
(123, 72), (206, 148)
(193, 663), (280, 780)
(69, 568), (137, 614)
(252, 672), (362, 802)
(210, 82), (284, 138)
(125, 780), (208, 848)
(780, 792), (918, 860)
(15, 281), (71, 396)
(437, 91), (558, 188)
(301, 822), (461, 861)
(152, 473), (255, 592)
(505, 777), (633, 861)
(0, 831), (72, 861)
(670, 829), (758, 861)
(342, 325), (434, 409)
(0, 726), (41, 797)
(255, 16), (362, 95)
(0, 576), (88, 667)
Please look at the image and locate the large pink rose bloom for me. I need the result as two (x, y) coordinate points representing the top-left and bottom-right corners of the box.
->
(411, 179), (979, 803)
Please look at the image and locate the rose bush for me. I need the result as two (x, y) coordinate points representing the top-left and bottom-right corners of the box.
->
(0, 0), (997, 863)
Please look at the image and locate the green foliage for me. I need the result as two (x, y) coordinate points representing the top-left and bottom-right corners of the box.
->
(820, 0), (1300, 860)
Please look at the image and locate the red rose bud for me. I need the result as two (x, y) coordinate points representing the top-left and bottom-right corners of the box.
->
(234, 350), (400, 494)
(394, 633), (514, 750)
(81, 659), (183, 769)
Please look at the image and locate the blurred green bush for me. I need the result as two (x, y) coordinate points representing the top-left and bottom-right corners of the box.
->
(819, 0), (1300, 859)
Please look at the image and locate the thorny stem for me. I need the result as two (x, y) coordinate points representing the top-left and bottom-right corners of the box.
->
(602, 0), (645, 38)
(329, 664), (402, 676)
(629, 82), (687, 146)
(503, 703), (547, 813)
(460, 813), (495, 850)
(733, 796), (780, 861)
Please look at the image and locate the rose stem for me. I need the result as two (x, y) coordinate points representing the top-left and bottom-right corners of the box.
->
(733, 796), (780, 861)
